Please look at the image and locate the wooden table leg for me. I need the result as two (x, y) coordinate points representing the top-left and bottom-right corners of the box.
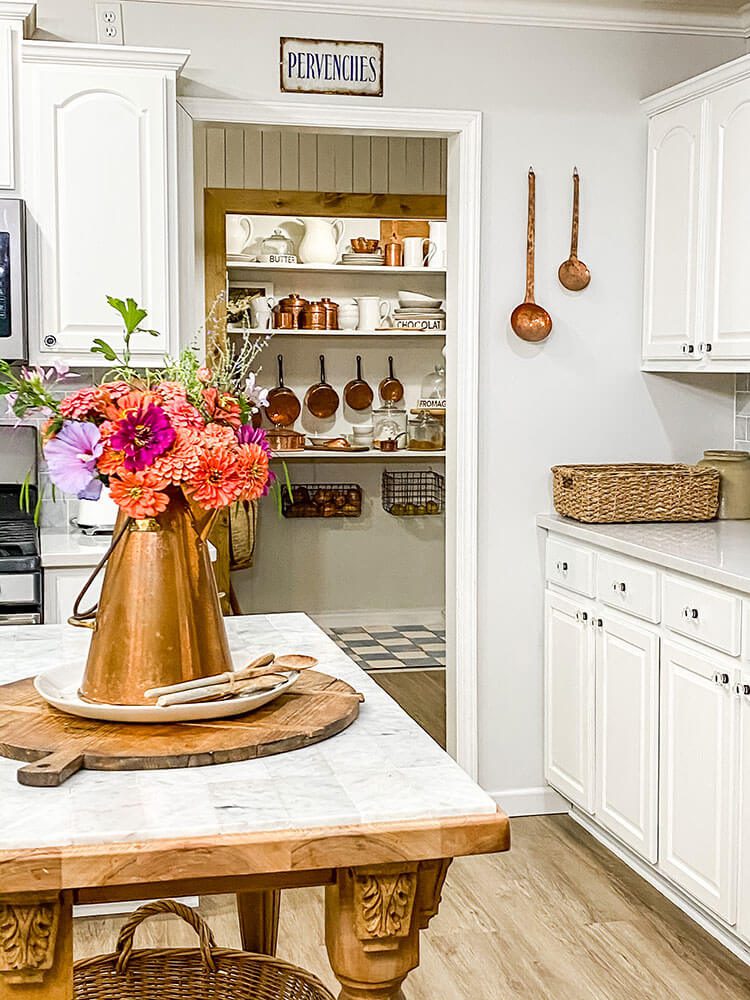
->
(236, 889), (281, 955)
(0, 891), (73, 1000)
(325, 859), (451, 1000)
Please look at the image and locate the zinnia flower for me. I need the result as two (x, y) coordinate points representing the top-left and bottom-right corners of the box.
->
(161, 397), (204, 430)
(197, 366), (212, 384)
(203, 423), (236, 449)
(236, 442), (271, 501)
(185, 446), (243, 509)
(202, 387), (242, 428)
(59, 385), (102, 421)
(236, 423), (272, 455)
(44, 421), (103, 497)
(109, 469), (170, 519)
(149, 428), (201, 485)
(153, 381), (188, 405)
(110, 401), (176, 472)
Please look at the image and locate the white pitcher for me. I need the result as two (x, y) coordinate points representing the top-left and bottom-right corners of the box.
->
(226, 216), (254, 256)
(297, 217), (344, 265)
(355, 296), (391, 330)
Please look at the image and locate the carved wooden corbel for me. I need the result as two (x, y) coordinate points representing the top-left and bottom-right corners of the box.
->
(0, 897), (61, 985)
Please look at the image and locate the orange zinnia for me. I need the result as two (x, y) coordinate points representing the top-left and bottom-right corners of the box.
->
(185, 445), (243, 509)
(109, 469), (170, 519)
(150, 428), (201, 485)
(237, 443), (270, 502)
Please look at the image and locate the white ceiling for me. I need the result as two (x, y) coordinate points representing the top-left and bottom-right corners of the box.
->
(133, 0), (750, 36)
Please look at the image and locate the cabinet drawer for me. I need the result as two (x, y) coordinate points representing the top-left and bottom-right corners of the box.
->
(0, 574), (37, 604)
(596, 553), (660, 623)
(546, 538), (595, 598)
(663, 574), (741, 655)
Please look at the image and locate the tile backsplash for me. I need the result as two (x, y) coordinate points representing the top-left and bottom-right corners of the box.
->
(736, 375), (750, 449)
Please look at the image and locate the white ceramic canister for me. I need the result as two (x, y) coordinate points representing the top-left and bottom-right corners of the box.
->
(338, 300), (359, 331)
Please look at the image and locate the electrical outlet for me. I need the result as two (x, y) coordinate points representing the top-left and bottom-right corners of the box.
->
(95, 2), (123, 44)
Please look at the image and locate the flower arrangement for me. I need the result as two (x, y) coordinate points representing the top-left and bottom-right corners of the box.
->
(0, 296), (275, 519)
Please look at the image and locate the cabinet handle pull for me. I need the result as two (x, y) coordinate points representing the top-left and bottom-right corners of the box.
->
(681, 344), (695, 354)
(612, 581), (626, 593)
(735, 683), (750, 697)
(713, 671), (730, 686)
(590, 617), (603, 629)
(682, 606), (699, 620)
(556, 561), (568, 573)
(575, 610), (589, 623)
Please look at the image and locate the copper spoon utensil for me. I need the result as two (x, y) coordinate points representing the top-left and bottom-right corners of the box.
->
(558, 167), (591, 292)
(510, 168), (553, 343)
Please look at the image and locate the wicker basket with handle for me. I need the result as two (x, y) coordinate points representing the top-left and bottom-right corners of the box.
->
(551, 463), (720, 524)
(74, 899), (336, 1000)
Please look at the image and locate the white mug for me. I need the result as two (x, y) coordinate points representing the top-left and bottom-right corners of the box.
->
(402, 236), (436, 268)
(355, 296), (391, 331)
(428, 221), (447, 269)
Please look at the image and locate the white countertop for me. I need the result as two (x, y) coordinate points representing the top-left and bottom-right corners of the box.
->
(40, 526), (111, 568)
(538, 512), (750, 595)
(0, 613), (495, 852)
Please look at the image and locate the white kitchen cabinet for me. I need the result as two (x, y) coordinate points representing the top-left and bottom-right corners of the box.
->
(659, 638), (739, 922)
(642, 101), (704, 363)
(44, 566), (102, 625)
(704, 78), (750, 361)
(595, 614), (659, 862)
(0, 5), (34, 192)
(21, 42), (188, 365)
(738, 670), (750, 943)
(544, 589), (595, 813)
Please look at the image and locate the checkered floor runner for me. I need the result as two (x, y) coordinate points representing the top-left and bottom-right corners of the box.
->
(326, 624), (445, 671)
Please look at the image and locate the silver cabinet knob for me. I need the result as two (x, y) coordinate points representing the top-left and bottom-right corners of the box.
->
(575, 610), (589, 623)
(734, 683), (750, 697)
(590, 617), (603, 629)
(713, 671), (730, 686)
(612, 581), (626, 593)
(681, 343), (695, 354)
(682, 606), (699, 620)
(556, 560), (568, 573)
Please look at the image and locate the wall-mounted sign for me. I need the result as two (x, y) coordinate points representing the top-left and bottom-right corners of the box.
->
(280, 37), (383, 97)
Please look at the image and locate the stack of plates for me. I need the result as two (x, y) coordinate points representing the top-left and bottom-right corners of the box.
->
(340, 252), (384, 266)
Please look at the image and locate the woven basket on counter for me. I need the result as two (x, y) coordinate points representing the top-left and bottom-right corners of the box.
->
(74, 899), (336, 1000)
(551, 463), (720, 524)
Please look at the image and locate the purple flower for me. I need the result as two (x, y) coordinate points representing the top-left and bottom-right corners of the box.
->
(110, 401), (176, 472)
(236, 423), (271, 455)
(44, 421), (103, 497)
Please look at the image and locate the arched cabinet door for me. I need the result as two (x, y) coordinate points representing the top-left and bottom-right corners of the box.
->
(22, 46), (186, 365)
(642, 102), (704, 362)
(704, 81), (750, 360)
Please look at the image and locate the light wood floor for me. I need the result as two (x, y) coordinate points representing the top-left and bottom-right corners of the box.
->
(371, 668), (446, 747)
(74, 815), (750, 998)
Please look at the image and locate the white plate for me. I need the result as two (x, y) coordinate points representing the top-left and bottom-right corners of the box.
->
(398, 292), (444, 309)
(34, 663), (300, 724)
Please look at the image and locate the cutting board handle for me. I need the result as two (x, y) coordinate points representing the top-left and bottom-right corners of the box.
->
(18, 749), (85, 786)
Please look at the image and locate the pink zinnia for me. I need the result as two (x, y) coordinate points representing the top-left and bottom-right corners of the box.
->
(110, 401), (176, 472)
(59, 385), (101, 421)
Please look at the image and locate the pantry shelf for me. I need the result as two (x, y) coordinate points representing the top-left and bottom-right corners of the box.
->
(226, 260), (446, 276)
(228, 326), (446, 338)
(271, 449), (446, 462)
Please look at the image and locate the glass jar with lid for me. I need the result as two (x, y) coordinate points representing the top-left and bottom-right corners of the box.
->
(408, 409), (445, 451)
(421, 363), (446, 403)
(373, 402), (407, 451)
(259, 228), (296, 259)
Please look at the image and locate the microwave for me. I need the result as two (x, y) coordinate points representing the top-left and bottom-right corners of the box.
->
(0, 200), (27, 363)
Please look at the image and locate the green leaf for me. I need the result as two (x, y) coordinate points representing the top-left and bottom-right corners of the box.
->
(106, 295), (148, 335)
(91, 338), (119, 362)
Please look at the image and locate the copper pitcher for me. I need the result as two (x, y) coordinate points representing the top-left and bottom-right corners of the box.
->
(78, 489), (233, 706)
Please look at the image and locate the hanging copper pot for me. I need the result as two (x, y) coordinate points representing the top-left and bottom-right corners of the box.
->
(76, 489), (232, 706)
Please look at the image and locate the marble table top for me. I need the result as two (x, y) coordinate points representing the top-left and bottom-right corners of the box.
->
(0, 614), (495, 853)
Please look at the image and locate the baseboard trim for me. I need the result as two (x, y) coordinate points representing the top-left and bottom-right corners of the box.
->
(569, 806), (750, 967)
(311, 608), (445, 629)
(489, 785), (569, 817)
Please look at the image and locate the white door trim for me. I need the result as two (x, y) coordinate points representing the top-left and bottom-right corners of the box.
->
(178, 98), (482, 780)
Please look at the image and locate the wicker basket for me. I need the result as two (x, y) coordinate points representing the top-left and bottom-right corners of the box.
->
(551, 463), (720, 524)
(74, 899), (336, 1000)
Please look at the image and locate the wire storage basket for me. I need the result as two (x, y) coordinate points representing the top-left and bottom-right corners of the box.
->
(381, 470), (445, 516)
(282, 483), (362, 518)
(74, 900), (336, 1000)
(551, 463), (720, 524)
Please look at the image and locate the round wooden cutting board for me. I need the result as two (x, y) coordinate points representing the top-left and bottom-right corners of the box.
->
(0, 670), (362, 787)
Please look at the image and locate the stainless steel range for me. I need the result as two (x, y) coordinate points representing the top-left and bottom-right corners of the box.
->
(0, 484), (41, 624)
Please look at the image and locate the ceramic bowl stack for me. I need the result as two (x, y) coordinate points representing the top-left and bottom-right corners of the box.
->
(392, 291), (446, 331)
(341, 246), (384, 267)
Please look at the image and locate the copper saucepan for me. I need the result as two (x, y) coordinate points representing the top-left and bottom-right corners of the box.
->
(266, 355), (301, 427)
(379, 355), (404, 403)
(305, 355), (340, 419)
(344, 355), (374, 411)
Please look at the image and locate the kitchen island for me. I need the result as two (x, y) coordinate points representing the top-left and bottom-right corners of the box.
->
(0, 613), (509, 999)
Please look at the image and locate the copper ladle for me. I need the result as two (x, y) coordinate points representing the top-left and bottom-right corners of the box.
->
(558, 167), (590, 292)
(511, 168), (552, 342)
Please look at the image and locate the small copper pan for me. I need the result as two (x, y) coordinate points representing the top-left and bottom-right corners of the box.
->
(305, 355), (339, 419)
(379, 355), (404, 403)
(266, 355), (301, 427)
(344, 355), (374, 411)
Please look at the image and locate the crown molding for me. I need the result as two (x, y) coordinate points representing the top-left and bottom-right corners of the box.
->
(126, 0), (748, 37)
(0, 2), (36, 36)
(21, 40), (190, 72)
(641, 47), (750, 111)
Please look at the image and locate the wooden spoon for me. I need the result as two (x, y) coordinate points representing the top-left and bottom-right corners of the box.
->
(510, 168), (552, 343)
(558, 168), (590, 292)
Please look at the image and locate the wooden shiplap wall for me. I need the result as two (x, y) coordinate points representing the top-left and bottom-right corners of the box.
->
(195, 125), (448, 195)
